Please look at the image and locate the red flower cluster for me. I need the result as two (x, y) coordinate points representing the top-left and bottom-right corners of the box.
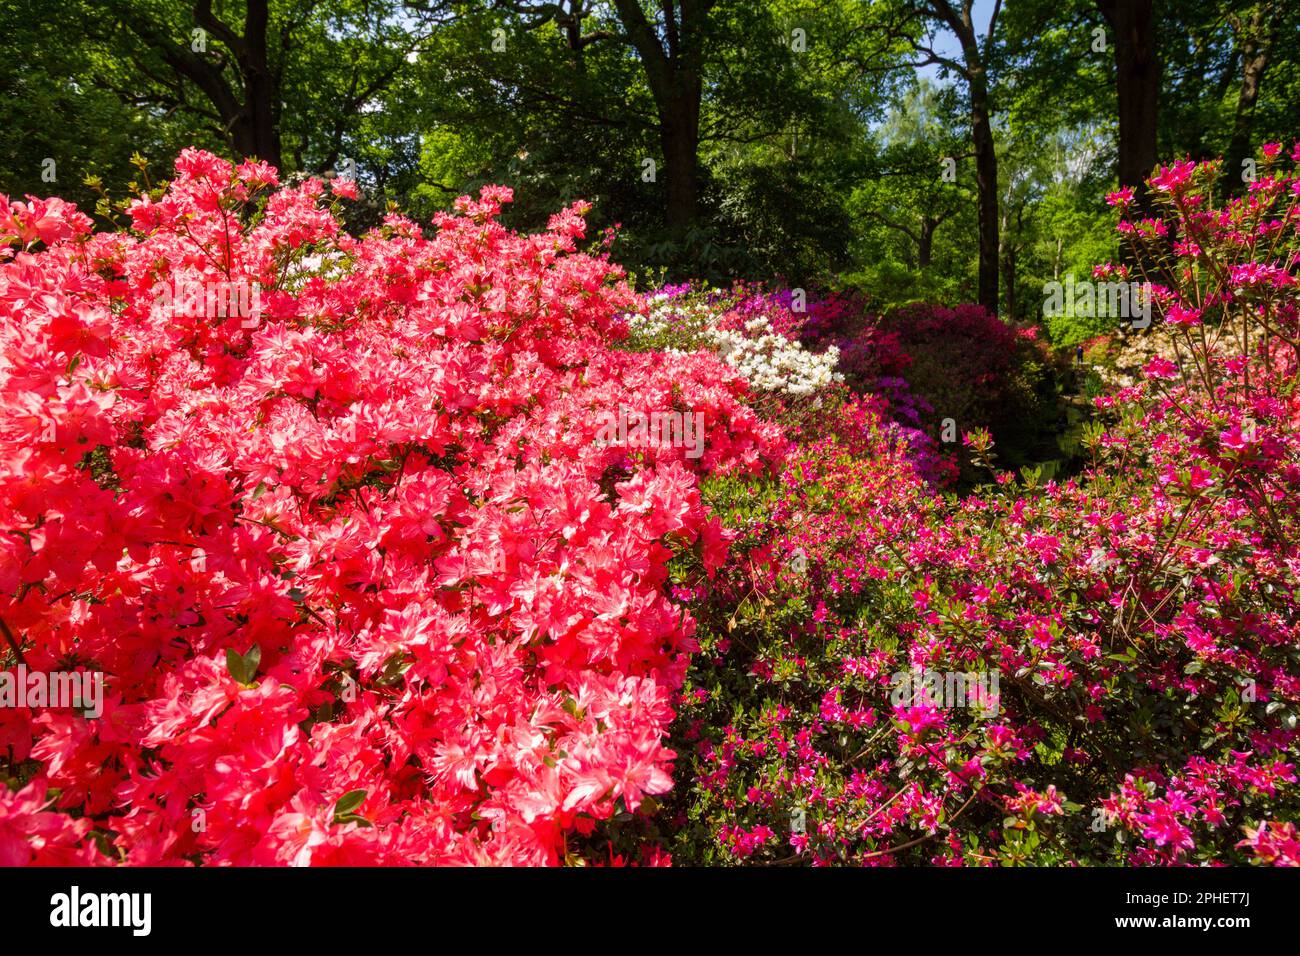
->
(0, 150), (782, 865)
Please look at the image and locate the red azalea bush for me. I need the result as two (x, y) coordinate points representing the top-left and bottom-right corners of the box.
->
(664, 145), (1300, 866)
(0, 149), (785, 865)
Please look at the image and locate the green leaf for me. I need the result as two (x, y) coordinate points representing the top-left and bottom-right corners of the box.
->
(334, 789), (367, 817)
(225, 644), (261, 686)
(375, 653), (412, 687)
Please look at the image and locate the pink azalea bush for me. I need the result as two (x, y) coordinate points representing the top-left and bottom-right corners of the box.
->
(0, 149), (784, 865)
(664, 144), (1300, 866)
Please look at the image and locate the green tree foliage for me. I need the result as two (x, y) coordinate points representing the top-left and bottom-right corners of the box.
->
(2, 0), (1299, 327)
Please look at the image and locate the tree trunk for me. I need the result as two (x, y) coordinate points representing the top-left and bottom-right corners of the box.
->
(660, 85), (701, 232)
(118, 0), (285, 169)
(929, 0), (1000, 315)
(1002, 246), (1017, 321)
(225, 0), (281, 168)
(918, 217), (937, 268)
(612, 0), (710, 237)
(1225, 4), (1277, 188)
(228, 86), (281, 169)
(1097, 0), (1160, 211)
(970, 72), (1000, 314)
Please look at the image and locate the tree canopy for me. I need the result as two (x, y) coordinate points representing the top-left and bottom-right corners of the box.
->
(4, 0), (1298, 330)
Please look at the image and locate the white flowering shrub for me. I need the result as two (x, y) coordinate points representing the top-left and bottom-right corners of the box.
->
(702, 317), (841, 396)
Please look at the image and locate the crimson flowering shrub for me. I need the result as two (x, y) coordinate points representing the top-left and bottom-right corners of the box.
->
(0, 149), (787, 865)
(665, 145), (1300, 866)
(802, 300), (1068, 484)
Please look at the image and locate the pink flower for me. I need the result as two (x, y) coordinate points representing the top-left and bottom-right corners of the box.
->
(1149, 159), (1197, 193)
(1230, 263), (1295, 288)
(1136, 802), (1195, 852)
(896, 704), (945, 737)
(236, 159), (280, 187)
(1106, 187), (1135, 207)
(1237, 821), (1300, 866)
(1166, 302), (1202, 326)
(3, 196), (93, 246)
(1144, 356), (1179, 379)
